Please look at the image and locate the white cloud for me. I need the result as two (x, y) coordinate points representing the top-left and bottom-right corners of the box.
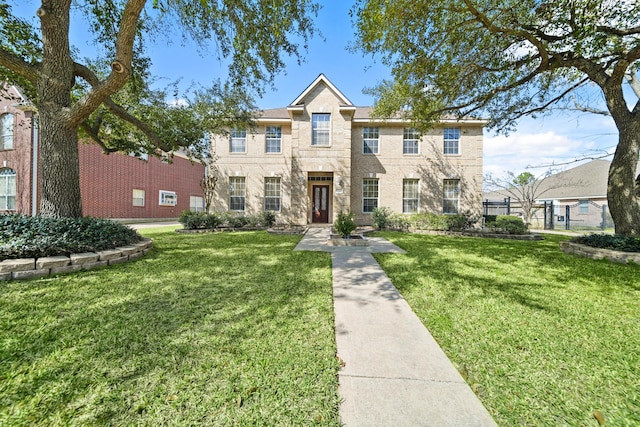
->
(484, 131), (596, 178)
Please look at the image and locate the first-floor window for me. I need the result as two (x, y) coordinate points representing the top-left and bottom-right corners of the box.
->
(229, 177), (246, 211)
(264, 177), (281, 211)
(159, 190), (177, 206)
(0, 168), (16, 210)
(362, 178), (379, 213)
(190, 195), (205, 212)
(132, 189), (145, 207)
(403, 179), (419, 213)
(443, 179), (460, 214)
(579, 199), (589, 214)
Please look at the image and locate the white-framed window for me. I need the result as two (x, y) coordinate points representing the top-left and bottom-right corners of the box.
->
(443, 179), (460, 214)
(190, 195), (205, 212)
(579, 199), (589, 214)
(443, 127), (460, 155)
(0, 168), (16, 210)
(132, 189), (145, 207)
(264, 177), (281, 211)
(362, 127), (379, 154)
(230, 128), (247, 153)
(312, 113), (330, 146)
(403, 128), (420, 155)
(265, 126), (282, 153)
(403, 179), (419, 213)
(362, 178), (379, 213)
(229, 177), (246, 211)
(1, 114), (14, 150)
(159, 190), (177, 206)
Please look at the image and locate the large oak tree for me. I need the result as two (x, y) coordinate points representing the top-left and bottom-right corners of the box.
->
(0, 0), (317, 217)
(352, 0), (640, 236)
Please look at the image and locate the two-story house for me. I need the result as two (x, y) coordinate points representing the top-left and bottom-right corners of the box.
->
(211, 74), (485, 225)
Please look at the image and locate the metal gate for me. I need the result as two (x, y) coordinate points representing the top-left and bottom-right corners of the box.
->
(543, 201), (613, 231)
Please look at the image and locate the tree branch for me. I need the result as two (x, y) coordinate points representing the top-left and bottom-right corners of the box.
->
(0, 48), (40, 83)
(79, 121), (118, 153)
(596, 25), (640, 36)
(73, 62), (173, 152)
(67, 0), (146, 128)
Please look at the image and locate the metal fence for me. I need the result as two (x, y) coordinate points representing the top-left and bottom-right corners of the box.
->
(540, 201), (613, 231)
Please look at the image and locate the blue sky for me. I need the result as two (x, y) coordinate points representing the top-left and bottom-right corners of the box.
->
(13, 1), (621, 178)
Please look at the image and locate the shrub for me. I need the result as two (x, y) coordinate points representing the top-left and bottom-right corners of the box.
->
(387, 213), (410, 230)
(259, 210), (277, 227)
(203, 212), (223, 229)
(334, 211), (357, 238)
(224, 212), (250, 229)
(371, 207), (392, 229)
(0, 214), (142, 260)
(486, 215), (528, 234)
(410, 212), (475, 231)
(573, 234), (640, 252)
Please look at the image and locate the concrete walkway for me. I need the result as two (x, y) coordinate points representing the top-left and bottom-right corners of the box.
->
(295, 228), (496, 426)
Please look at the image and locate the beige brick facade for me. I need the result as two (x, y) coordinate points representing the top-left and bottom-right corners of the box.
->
(211, 74), (485, 226)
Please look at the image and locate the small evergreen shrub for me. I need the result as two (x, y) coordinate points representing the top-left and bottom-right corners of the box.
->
(223, 212), (250, 229)
(371, 207), (392, 229)
(259, 210), (277, 227)
(0, 214), (142, 260)
(410, 212), (475, 231)
(486, 215), (528, 234)
(573, 234), (640, 252)
(388, 213), (410, 230)
(334, 211), (357, 238)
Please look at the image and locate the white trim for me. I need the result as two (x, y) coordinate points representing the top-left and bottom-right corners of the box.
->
(289, 74), (354, 106)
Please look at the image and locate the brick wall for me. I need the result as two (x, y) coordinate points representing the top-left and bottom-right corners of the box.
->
(79, 143), (205, 218)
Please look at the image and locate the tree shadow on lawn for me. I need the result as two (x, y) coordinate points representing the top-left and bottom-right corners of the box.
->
(0, 231), (339, 425)
(374, 232), (640, 312)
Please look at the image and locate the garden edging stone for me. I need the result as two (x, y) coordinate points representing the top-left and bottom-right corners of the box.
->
(560, 241), (640, 263)
(0, 238), (153, 282)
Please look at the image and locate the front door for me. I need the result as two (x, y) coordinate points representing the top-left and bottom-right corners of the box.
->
(312, 185), (330, 223)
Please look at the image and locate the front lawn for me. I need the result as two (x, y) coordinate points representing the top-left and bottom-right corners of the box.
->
(0, 229), (340, 426)
(374, 232), (640, 426)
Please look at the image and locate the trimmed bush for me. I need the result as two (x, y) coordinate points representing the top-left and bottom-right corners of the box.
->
(410, 212), (475, 231)
(259, 210), (277, 227)
(334, 211), (357, 238)
(388, 213), (410, 230)
(486, 215), (528, 234)
(371, 207), (393, 229)
(573, 234), (640, 252)
(0, 214), (142, 260)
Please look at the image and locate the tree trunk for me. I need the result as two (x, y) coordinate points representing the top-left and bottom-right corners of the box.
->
(37, 0), (83, 218)
(607, 122), (640, 236)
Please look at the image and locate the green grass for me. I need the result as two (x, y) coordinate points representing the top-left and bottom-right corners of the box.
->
(373, 232), (640, 426)
(0, 228), (340, 426)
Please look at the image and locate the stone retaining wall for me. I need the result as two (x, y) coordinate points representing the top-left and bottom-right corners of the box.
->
(560, 241), (640, 264)
(0, 238), (153, 281)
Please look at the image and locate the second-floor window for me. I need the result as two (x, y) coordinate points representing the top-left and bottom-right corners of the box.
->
(1, 114), (14, 150)
(403, 128), (420, 155)
(443, 127), (460, 155)
(265, 126), (282, 153)
(312, 113), (330, 146)
(362, 127), (379, 154)
(230, 129), (247, 153)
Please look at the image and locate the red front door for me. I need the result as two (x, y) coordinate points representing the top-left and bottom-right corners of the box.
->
(312, 185), (330, 223)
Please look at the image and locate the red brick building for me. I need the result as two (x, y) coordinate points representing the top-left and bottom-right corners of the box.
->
(1, 84), (205, 219)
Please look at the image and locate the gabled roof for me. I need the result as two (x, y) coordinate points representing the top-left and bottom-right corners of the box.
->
(289, 73), (353, 107)
(485, 159), (640, 201)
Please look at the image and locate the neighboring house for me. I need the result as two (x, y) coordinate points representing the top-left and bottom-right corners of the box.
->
(0, 83), (206, 219)
(484, 159), (637, 229)
(211, 74), (486, 225)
